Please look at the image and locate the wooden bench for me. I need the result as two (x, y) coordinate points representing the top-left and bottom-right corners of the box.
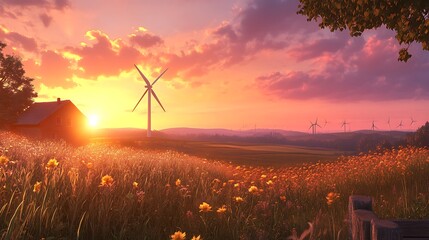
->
(349, 195), (429, 240)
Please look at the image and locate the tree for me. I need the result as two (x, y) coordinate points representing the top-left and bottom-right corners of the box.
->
(0, 41), (38, 128)
(297, 0), (429, 62)
(408, 122), (429, 147)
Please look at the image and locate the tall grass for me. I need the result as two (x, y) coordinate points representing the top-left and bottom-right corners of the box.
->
(0, 131), (428, 239)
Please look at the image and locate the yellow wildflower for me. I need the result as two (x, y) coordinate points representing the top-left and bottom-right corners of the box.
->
(33, 181), (42, 193)
(171, 231), (186, 240)
(326, 192), (340, 205)
(266, 180), (274, 186)
(0, 155), (9, 165)
(133, 181), (139, 189)
(86, 162), (93, 169)
(199, 202), (212, 212)
(217, 205), (227, 214)
(45, 158), (59, 170)
(261, 174), (267, 179)
(175, 179), (181, 187)
(234, 196), (244, 203)
(248, 186), (259, 194)
(100, 175), (114, 187)
(280, 195), (286, 202)
(191, 235), (202, 240)
(234, 183), (240, 188)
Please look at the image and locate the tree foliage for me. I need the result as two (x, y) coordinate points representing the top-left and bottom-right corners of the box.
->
(297, 0), (429, 62)
(0, 42), (37, 127)
(408, 122), (429, 147)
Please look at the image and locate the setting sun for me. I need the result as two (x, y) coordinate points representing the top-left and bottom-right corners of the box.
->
(88, 114), (99, 127)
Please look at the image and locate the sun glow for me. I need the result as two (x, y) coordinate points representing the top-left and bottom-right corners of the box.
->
(88, 114), (99, 127)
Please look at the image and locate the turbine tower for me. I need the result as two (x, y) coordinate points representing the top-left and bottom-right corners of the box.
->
(132, 64), (168, 137)
(341, 120), (349, 133)
(387, 117), (391, 130)
(371, 120), (377, 131)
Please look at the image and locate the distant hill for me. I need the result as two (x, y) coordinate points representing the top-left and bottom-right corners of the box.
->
(160, 127), (306, 137)
(91, 127), (412, 153)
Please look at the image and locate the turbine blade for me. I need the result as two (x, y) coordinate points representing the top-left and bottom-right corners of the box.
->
(134, 64), (151, 86)
(151, 68), (168, 86)
(151, 89), (166, 112)
(132, 89), (148, 112)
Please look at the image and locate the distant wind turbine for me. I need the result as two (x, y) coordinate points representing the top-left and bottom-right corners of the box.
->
(387, 117), (391, 130)
(410, 117), (417, 126)
(371, 120), (377, 131)
(132, 64), (168, 137)
(397, 120), (404, 129)
(341, 120), (349, 133)
(309, 118), (322, 134)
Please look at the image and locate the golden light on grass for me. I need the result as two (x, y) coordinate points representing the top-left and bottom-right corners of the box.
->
(45, 158), (59, 170)
(0, 155), (9, 165)
(100, 175), (114, 187)
(33, 181), (42, 193)
(1, 131), (429, 239)
(199, 202), (212, 212)
(171, 231), (186, 240)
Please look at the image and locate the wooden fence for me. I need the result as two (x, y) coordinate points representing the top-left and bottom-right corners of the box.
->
(349, 195), (429, 240)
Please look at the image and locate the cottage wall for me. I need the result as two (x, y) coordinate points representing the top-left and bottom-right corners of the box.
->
(39, 103), (88, 143)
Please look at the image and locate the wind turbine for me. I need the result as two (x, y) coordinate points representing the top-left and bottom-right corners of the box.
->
(387, 117), (391, 130)
(410, 117), (417, 126)
(132, 64), (168, 137)
(371, 120), (377, 131)
(397, 120), (403, 129)
(309, 118), (321, 134)
(341, 120), (349, 133)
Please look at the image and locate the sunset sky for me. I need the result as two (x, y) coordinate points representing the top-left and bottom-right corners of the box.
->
(1, 0), (428, 132)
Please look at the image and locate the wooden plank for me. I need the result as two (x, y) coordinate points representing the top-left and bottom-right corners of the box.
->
(349, 195), (373, 238)
(349, 195), (373, 211)
(352, 209), (378, 240)
(372, 219), (401, 240)
(393, 220), (429, 238)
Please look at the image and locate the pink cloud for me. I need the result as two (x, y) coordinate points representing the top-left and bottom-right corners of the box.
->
(39, 50), (75, 88)
(39, 13), (53, 27)
(257, 31), (429, 101)
(2, 0), (69, 9)
(0, 28), (38, 52)
(129, 33), (164, 48)
(68, 30), (143, 78)
(162, 0), (317, 80)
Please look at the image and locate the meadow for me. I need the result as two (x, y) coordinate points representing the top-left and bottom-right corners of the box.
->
(0, 131), (428, 240)
(120, 138), (347, 167)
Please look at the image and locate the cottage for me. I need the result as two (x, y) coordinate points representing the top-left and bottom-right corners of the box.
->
(13, 98), (88, 143)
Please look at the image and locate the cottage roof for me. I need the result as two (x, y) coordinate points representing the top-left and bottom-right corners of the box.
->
(15, 100), (74, 125)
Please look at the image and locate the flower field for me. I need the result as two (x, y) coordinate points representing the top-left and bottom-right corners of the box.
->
(0, 131), (428, 240)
